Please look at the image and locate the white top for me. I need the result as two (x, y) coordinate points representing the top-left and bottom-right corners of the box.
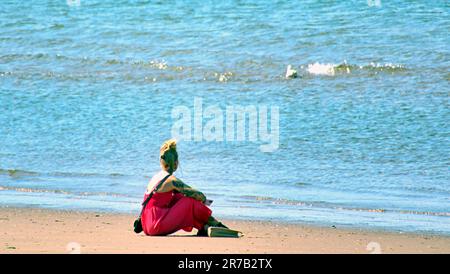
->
(145, 170), (170, 194)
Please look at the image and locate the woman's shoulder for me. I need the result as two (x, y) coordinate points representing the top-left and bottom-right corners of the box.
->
(146, 170), (176, 193)
(146, 171), (165, 191)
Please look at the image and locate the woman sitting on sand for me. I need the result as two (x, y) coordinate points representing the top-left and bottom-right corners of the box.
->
(141, 139), (228, 236)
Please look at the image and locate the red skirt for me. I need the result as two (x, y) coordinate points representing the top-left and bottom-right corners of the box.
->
(141, 191), (212, 236)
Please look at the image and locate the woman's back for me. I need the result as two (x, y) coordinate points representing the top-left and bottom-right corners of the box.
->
(146, 170), (171, 194)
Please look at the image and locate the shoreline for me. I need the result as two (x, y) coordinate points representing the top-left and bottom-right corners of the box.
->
(2, 204), (449, 238)
(1, 207), (449, 254)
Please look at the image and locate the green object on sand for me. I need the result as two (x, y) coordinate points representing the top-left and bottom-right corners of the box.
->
(207, 227), (243, 238)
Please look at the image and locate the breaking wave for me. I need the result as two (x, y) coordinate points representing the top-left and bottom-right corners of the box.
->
(303, 61), (407, 76)
(239, 195), (450, 217)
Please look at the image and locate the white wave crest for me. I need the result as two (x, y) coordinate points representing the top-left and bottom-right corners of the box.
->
(306, 62), (338, 76)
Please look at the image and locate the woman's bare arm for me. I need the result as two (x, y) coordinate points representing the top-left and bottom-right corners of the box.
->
(167, 177), (206, 202)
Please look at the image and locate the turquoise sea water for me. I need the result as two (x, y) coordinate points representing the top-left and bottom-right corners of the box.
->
(0, 1), (449, 235)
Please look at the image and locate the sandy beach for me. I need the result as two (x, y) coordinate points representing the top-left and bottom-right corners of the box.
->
(1, 207), (449, 254)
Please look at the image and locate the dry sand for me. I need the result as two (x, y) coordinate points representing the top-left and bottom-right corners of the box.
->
(1, 207), (449, 254)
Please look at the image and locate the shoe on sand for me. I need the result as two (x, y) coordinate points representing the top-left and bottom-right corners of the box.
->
(197, 225), (209, 237)
(207, 226), (243, 238)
